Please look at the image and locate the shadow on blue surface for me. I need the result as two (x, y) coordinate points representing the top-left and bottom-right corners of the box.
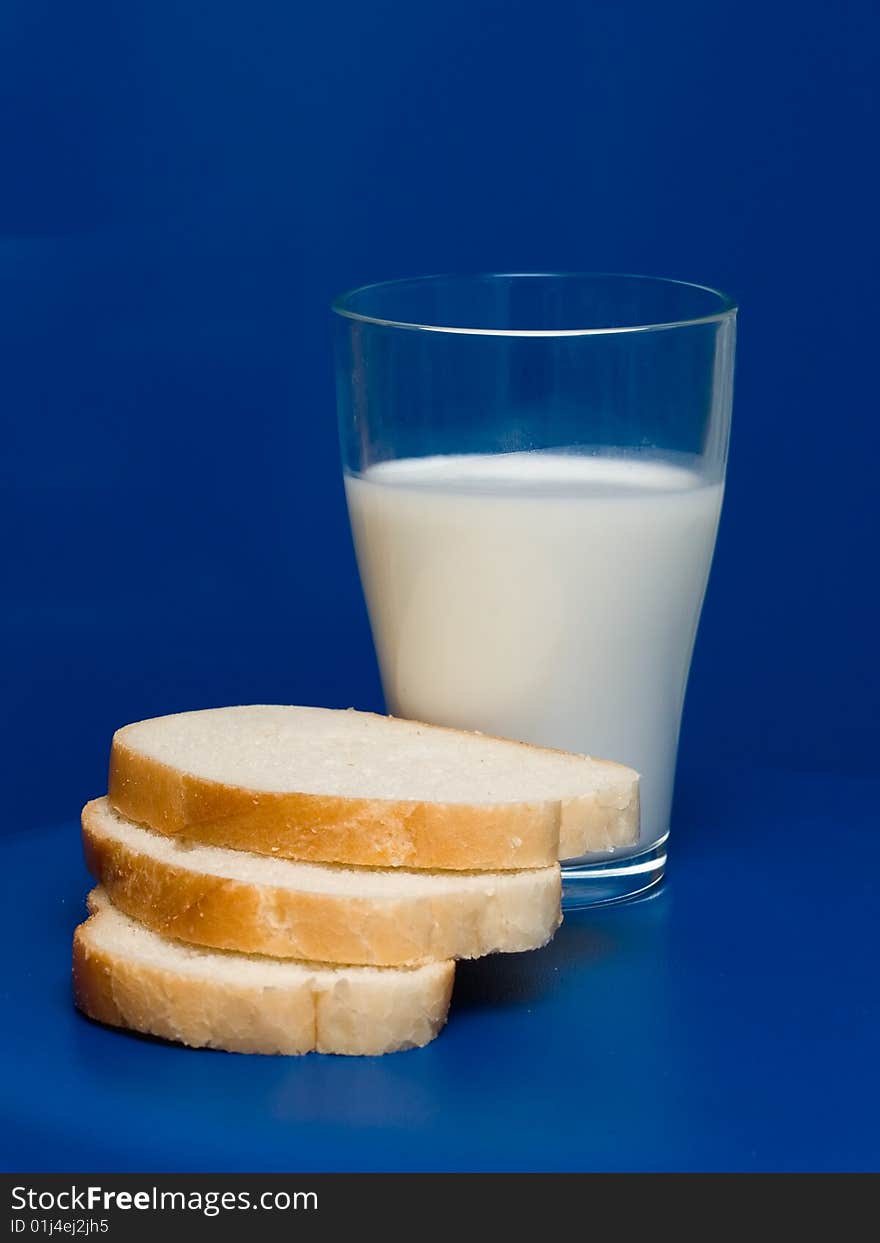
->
(455, 886), (666, 1012)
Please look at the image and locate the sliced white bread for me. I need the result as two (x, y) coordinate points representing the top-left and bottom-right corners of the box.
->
(73, 889), (454, 1055)
(82, 798), (562, 966)
(108, 704), (639, 868)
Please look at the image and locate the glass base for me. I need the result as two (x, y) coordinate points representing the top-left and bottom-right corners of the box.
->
(561, 834), (668, 909)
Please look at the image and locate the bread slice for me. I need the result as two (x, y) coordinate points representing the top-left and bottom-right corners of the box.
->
(82, 798), (562, 966)
(73, 889), (454, 1055)
(108, 704), (639, 868)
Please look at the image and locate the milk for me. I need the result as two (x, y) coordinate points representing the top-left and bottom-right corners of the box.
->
(345, 452), (724, 854)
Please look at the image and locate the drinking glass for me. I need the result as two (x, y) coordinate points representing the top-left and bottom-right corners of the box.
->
(333, 273), (736, 906)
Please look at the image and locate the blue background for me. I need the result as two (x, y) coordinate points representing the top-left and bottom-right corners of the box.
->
(1, 1), (878, 1172)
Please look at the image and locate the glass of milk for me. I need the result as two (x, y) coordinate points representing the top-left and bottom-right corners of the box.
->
(333, 273), (736, 906)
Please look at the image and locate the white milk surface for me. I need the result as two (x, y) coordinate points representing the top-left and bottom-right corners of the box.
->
(345, 452), (724, 852)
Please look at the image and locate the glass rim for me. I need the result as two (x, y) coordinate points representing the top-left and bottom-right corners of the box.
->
(331, 271), (737, 337)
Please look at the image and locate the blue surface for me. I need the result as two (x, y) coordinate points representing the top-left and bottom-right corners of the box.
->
(1, 0), (878, 1173)
(2, 765), (878, 1173)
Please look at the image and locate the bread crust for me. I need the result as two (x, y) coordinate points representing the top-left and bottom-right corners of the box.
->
(82, 800), (563, 967)
(72, 912), (454, 1056)
(108, 714), (639, 868)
